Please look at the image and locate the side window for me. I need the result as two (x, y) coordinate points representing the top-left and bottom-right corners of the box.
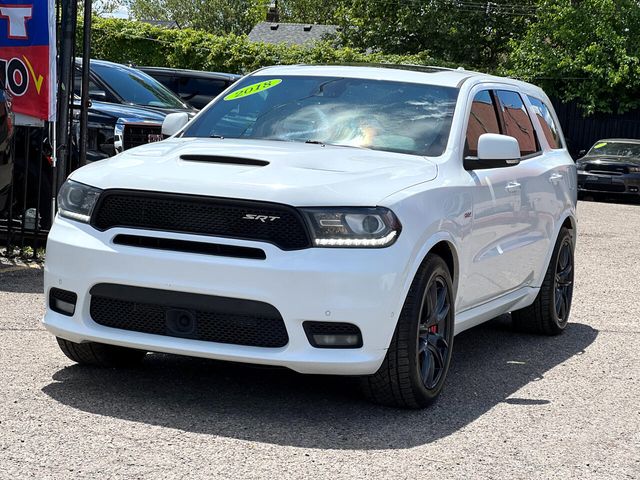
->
(179, 77), (228, 98)
(465, 90), (501, 157)
(151, 74), (178, 93)
(495, 90), (540, 157)
(72, 68), (104, 99)
(527, 96), (562, 149)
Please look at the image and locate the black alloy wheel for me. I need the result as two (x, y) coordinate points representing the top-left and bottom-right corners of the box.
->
(417, 276), (451, 390)
(361, 254), (455, 408)
(554, 238), (574, 326)
(511, 227), (575, 335)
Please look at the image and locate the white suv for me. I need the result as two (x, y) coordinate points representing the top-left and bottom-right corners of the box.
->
(44, 65), (577, 408)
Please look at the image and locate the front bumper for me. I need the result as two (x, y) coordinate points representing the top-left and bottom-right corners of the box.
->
(43, 216), (411, 375)
(577, 171), (640, 195)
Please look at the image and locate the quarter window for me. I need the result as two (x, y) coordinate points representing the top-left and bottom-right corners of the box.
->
(465, 90), (501, 157)
(495, 90), (540, 156)
(527, 96), (562, 149)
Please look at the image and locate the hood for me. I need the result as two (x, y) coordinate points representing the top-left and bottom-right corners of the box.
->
(70, 138), (438, 206)
(89, 101), (193, 124)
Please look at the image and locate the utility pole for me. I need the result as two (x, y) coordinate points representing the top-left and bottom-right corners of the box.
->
(79, 0), (92, 167)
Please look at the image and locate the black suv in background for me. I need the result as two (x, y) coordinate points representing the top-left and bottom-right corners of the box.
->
(6, 60), (195, 231)
(137, 66), (241, 110)
(73, 59), (195, 161)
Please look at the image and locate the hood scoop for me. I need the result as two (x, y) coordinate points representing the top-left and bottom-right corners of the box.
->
(180, 154), (269, 167)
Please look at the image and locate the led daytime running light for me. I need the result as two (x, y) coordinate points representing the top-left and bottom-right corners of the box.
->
(314, 231), (397, 247)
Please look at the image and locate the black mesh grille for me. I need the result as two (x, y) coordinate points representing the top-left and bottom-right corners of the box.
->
(584, 163), (629, 175)
(123, 124), (162, 150)
(90, 284), (288, 348)
(91, 191), (311, 250)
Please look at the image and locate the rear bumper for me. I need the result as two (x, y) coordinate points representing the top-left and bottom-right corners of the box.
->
(43, 216), (412, 375)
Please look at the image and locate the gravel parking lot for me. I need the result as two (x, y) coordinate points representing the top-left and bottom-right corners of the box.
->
(0, 199), (638, 480)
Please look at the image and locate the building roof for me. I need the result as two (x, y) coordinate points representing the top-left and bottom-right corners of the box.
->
(248, 22), (339, 46)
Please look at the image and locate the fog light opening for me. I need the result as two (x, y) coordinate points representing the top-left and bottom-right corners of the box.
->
(49, 288), (78, 316)
(303, 321), (363, 349)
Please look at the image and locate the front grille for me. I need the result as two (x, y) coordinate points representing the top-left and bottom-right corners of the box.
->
(123, 124), (162, 150)
(89, 284), (288, 348)
(584, 164), (629, 175)
(92, 190), (311, 250)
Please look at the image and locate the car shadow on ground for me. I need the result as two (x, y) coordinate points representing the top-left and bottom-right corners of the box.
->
(42, 317), (597, 450)
(0, 267), (43, 294)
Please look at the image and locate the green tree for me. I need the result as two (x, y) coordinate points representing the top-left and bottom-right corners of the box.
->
(125, 0), (265, 34)
(507, 0), (640, 114)
(276, 0), (344, 24)
(335, 0), (537, 70)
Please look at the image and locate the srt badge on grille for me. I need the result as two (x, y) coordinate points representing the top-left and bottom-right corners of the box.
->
(242, 213), (280, 222)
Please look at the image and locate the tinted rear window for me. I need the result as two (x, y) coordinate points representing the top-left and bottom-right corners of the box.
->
(528, 96), (563, 149)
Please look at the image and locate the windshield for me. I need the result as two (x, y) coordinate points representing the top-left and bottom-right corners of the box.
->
(92, 62), (188, 109)
(183, 75), (458, 156)
(588, 141), (640, 157)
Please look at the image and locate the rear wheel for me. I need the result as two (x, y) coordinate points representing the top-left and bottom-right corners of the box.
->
(56, 337), (147, 367)
(512, 227), (574, 335)
(361, 254), (454, 408)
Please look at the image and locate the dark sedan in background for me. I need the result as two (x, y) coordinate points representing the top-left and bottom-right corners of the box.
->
(137, 66), (240, 110)
(577, 139), (640, 197)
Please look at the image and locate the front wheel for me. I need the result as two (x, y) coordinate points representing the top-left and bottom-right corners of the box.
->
(511, 227), (575, 335)
(361, 254), (455, 408)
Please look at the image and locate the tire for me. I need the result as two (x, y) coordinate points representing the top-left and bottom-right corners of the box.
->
(56, 337), (147, 368)
(361, 254), (455, 408)
(511, 227), (574, 335)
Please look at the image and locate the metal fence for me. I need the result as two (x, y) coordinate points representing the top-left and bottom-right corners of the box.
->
(552, 98), (640, 157)
(1, 0), (83, 261)
(1, 124), (54, 260)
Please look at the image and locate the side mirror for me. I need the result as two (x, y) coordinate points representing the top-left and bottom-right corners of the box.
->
(162, 112), (190, 137)
(88, 90), (107, 101)
(464, 133), (521, 170)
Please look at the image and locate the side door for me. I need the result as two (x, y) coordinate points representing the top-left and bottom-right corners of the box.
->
(457, 89), (524, 311)
(489, 89), (552, 291)
(522, 94), (574, 280)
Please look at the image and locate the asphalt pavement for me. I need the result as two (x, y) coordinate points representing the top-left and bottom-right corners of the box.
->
(0, 199), (638, 479)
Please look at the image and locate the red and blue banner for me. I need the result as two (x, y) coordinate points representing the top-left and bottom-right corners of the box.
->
(0, 0), (56, 121)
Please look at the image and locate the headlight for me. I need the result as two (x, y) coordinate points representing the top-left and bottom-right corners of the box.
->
(57, 180), (102, 223)
(301, 207), (401, 248)
(629, 166), (640, 173)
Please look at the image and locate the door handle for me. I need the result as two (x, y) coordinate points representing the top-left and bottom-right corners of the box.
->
(549, 172), (563, 184)
(505, 181), (521, 193)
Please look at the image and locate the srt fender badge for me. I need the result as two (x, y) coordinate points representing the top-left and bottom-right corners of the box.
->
(243, 214), (280, 222)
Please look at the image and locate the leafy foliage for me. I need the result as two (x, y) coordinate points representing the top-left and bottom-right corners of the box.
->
(506, 0), (640, 114)
(87, 17), (450, 74)
(332, 0), (536, 70)
(125, 0), (265, 34)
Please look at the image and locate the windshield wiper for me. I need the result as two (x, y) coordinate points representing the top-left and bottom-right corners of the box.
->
(209, 134), (224, 139)
(305, 139), (326, 145)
